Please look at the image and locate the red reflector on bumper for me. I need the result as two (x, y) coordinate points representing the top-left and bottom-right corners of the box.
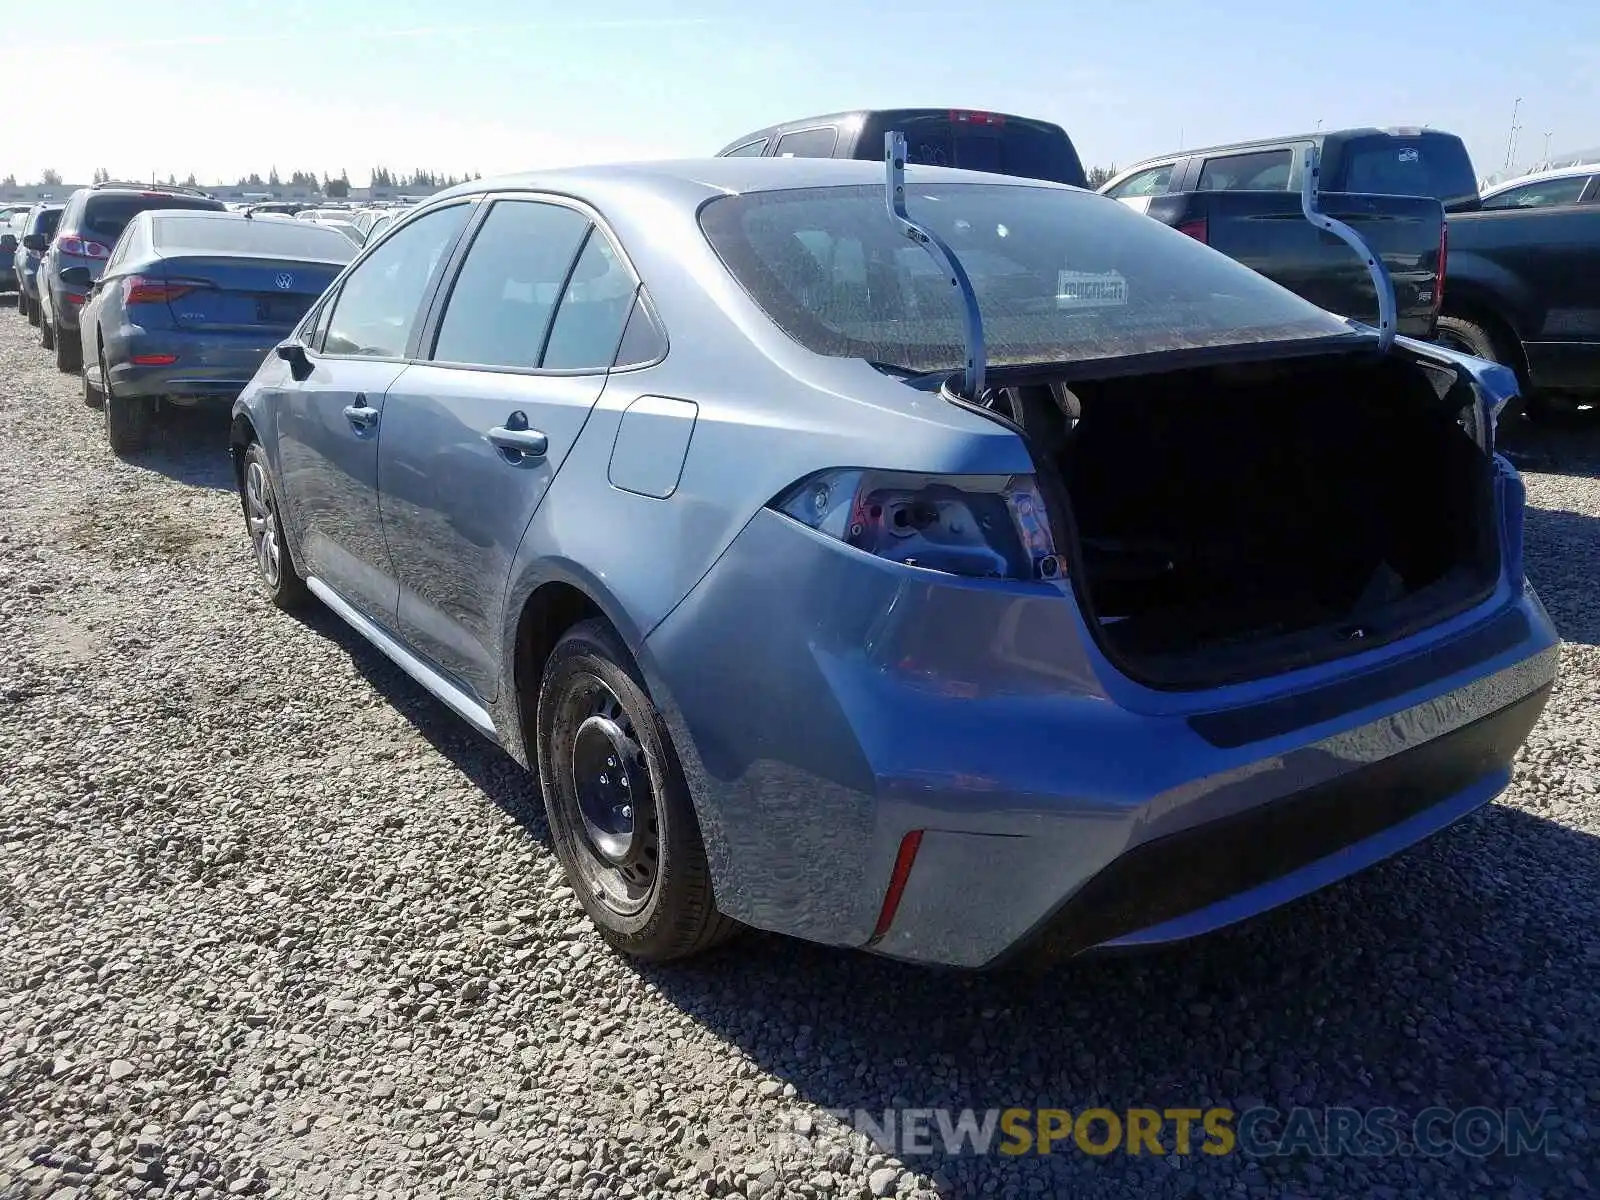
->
(130, 354), (178, 366)
(66, 294), (86, 305)
(869, 830), (924, 943)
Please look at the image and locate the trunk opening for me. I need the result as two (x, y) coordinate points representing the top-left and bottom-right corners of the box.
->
(1002, 351), (1500, 690)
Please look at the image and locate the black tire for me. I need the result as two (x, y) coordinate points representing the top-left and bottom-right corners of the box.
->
(25, 294), (40, 327)
(1434, 315), (1537, 425)
(536, 619), (738, 962)
(54, 320), (81, 372)
(1434, 315), (1500, 364)
(38, 310), (52, 349)
(239, 441), (310, 610)
(102, 368), (151, 457)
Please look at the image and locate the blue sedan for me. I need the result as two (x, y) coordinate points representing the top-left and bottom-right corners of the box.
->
(76, 210), (354, 454)
(229, 158), (1557, 967)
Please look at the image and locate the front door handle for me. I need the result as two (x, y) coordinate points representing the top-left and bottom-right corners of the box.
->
(487, 425), (549, 460)
(343, 394), (380, 431)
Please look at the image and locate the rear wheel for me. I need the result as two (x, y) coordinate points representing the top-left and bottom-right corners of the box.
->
(54, 320), (81, 372)
(536, 619), (738, 962)
(102, 361), (151, 457)
(83, 346), (104, 410)
(1433, 315), (1500, 364)
(25, 294), (40, 326)
(38, 310), (53, 349)
(241, 441), (309, 610)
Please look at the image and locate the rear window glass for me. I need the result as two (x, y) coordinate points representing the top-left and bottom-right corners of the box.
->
(81, 195), (223, 242)
(1336, 134), (1478, 207)
(700, 183), (1348, 373)
(153, 214), (355, 260)
(32, 209), (62, 238)
(893, 116), (1084, 185)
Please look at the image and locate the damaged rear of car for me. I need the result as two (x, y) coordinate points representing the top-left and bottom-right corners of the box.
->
(647, 159), (1557, 966)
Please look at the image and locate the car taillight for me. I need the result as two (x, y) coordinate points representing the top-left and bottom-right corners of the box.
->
(949, 109), (1006, 127)
(123, 275), (203, 305)
(1176, 218), (1208, 243)
(56, 235), (110, 259)
(771, 469), (1063, 582)
(1434, 222), (1448, 316)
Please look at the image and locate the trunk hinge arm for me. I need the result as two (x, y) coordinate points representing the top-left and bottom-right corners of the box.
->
(1300, 146), (1397, 353)
(885, 131), (987, 400)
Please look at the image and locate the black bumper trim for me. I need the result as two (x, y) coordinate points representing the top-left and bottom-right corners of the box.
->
(1013, 682), (1550, 964)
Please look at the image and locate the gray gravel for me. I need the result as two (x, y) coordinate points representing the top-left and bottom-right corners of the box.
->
(2, 300), (1598, 1200)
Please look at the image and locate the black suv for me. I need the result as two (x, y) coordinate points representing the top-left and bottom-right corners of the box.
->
(35, 182), (225, 372)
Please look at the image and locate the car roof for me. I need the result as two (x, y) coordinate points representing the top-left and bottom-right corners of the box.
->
(1114, 126), (1458, 175)
(1481, 164), (1597, 196)
(432, 156), (1081, 207)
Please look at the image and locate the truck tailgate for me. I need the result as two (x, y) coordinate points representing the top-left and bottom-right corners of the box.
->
(1147, 190), (1445, 338)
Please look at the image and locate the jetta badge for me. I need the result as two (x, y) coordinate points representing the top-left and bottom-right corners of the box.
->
(274, 272), (294, 290)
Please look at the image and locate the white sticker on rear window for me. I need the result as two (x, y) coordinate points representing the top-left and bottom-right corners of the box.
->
(1056, 270), (1128, 309)
(1399, 147), (1420, 163)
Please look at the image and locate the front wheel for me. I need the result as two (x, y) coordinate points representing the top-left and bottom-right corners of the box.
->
(25, 294), (40, 327)
(536, 619), (738, 962)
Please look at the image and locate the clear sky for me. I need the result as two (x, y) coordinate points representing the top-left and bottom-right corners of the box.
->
(2, 0), (1595, 187)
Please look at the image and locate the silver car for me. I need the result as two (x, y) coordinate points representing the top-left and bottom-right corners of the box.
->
(231, 158), (1555, 967)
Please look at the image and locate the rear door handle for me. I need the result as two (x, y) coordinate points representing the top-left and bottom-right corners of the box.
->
(343, 393), (380, 431)
(487, 426), (549, 460)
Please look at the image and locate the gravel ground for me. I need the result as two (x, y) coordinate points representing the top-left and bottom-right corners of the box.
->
(1, 300), (1597, 1200)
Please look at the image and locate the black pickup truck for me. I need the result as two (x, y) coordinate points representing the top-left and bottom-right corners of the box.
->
(1433, 202), (1600, 418)
(1101, 128), (1460, 338)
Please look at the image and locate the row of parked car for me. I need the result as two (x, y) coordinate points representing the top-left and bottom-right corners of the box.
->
(0, 110), (1571, 969)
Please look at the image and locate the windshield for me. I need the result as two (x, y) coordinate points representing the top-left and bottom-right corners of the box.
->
(700, 183), (1351, 373)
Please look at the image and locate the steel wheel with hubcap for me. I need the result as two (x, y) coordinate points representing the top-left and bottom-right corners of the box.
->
(537, 619), (738, 961)
(241, 441), (309, 609)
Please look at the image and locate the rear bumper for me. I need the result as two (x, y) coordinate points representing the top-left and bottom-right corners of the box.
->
(107, 329), (277, 401)
(645, 506), (1559, 969)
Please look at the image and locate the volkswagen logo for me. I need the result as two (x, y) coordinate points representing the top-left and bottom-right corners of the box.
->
(274, 273), (294, 290)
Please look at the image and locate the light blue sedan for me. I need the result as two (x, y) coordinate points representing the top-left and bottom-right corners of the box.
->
(229, 157), (1557, 967)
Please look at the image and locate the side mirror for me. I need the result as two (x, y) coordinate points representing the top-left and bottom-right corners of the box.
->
(276, 341), (313, 381)
(59, 265), (93, 288)
(22, 233), (46, 253)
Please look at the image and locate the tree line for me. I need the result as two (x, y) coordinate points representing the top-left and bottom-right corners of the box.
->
(3, 166), (483, 197)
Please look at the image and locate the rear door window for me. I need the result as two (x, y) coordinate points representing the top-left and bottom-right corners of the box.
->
(430, 199), (591, 369)
(1335, 133), (1479, 207)
(1196, 150), (1293, 192)
(541, 231), (638, 371)
(723, 139), (769, 157)
(773, 127), (839, 158)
